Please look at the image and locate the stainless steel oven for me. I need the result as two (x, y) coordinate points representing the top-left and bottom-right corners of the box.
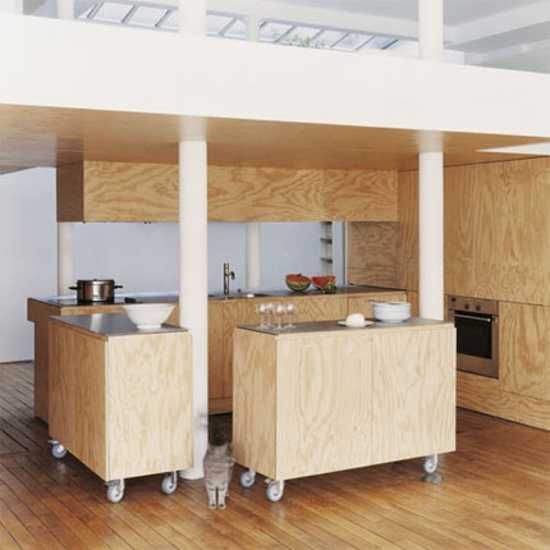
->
(447, 295), (499, 379)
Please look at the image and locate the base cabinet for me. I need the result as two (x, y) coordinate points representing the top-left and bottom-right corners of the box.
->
(49, 320), (193, 481)
(233, 322), (456, 483)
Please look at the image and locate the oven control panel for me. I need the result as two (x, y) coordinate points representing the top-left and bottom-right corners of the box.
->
(447, 295), (498, 316)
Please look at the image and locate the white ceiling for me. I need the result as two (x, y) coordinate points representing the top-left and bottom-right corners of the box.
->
(273, 0), (545, 25)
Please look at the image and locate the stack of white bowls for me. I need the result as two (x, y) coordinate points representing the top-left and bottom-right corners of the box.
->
(372, 301), (411, 323)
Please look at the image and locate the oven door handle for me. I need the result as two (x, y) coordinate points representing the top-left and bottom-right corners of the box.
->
(453, 313), (494, 323)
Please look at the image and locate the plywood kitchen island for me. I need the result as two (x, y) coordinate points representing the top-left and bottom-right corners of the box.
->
(48, 313), (193, 502)
(233, 319), (456, 501)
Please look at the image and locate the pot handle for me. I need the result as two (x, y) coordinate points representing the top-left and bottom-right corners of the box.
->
(69, 286), (77, 290)
(114, 285), (124, 289)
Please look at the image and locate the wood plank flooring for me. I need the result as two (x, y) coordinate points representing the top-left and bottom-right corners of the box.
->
(1, 362), (550, 549)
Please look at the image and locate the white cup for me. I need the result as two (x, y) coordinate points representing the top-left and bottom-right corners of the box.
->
(345, 313), (365, 327)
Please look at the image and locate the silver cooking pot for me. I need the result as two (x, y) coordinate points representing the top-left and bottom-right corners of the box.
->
(69, 279), (123, 303)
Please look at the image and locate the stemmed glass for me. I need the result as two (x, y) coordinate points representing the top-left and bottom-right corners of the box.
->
(285, 303), (296, 328)
(275, 303), (286, 330)
(257, 303), (274, 329)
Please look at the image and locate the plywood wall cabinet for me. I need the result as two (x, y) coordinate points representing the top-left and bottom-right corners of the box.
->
(57, 161), (178, 222)
(57, 161), (399, 223)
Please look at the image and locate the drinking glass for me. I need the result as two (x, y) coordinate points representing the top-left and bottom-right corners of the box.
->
(275, 303), (286, 330)
(264, 303), (274, 328)
(256, 303), (268, 329)
(285, 303), (296, 328)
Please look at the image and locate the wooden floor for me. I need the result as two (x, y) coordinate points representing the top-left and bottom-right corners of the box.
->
(1, 363), (550, 549)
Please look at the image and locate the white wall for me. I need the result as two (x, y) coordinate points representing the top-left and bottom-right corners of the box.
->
(0, 169), (333, 362)
(0, 168), (57, 363)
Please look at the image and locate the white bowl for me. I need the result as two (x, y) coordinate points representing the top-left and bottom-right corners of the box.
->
(123, 303), (175, 330)
(373, 301), (411, 323)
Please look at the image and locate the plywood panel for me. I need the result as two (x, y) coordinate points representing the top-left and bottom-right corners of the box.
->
(324, 170), (399, 221)
(107, 332), (193, 480)
(28, 298), (127, 422)
(458, 371), (550, 431)
(445, 158), (550, 305)
(370, 327), (456, 464)
(232, 330), (277, 478)
(27, 300), (61, 421)
(276, 333), (372, 480)
(293, 295), (348, 323)
(208, 301), (225, 403)
(49, 322), (108, 479)
(222, 300), (259, 400)
(56, 163), (84, 222)
(208, 166), (325, 222)
(84, 161), (178, 222)
(396, 170), (419, 291)
(346, 222), (399, 287)
(500, 302), (550, 401)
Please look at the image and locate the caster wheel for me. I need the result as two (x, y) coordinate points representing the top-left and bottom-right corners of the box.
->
(266, 480), (284, 502)
(51, 443), (67, 459)
(106, 480), (125, 503)
(423, 455), (439, 475)
(161, 472), (178, 495)
(240, 470), (256, 489)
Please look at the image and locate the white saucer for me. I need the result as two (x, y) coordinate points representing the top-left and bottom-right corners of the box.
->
(337, 320), (374, 328)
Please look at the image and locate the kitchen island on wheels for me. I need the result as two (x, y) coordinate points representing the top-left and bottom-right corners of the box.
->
(48, 313), (193, 502)
(233, 319), (456, 502)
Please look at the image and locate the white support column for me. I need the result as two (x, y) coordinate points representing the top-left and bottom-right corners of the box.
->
(246, 14), (261, 290)
(57, 224), (74, 295)
(418, 0), (444, 62)
(179, 0), (208, 481)
(0, 1), (22, 13)
(418, 0), (444, 320)
(57, 0), (75, 20)
(55, 1), (75, 296)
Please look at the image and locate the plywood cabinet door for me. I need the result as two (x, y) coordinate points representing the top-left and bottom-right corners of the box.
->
(500, 302), (550, 400)
(294, 296), (348, 323)
(348, 292), (407, 318)
(208, 301), (225, 403)
(223, 301), (259, 400)
(370, 328), (456, 465)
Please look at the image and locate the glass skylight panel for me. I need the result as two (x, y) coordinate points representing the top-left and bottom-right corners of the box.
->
(333, 32), (372, 51)
(207, 14), (234, 36)
(93, 2), (132, 24)
(309, 29), (346, 49)
(127, 6), (166, 28)
(259, 21), (294, 43)
(280, 25), (320, 46)
(158, 9), (177, 31)
(361, 36), (398, 50)
(223, 18), (246, 39)
(78, 6), (94, 19)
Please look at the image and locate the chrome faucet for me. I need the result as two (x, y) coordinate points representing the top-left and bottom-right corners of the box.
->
(223, 262), (235, 297)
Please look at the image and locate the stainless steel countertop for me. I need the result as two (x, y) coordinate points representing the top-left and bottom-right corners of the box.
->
(51, 313), (187, 337)
(239, 318), (452, 336)
(35, 286), (405, 308)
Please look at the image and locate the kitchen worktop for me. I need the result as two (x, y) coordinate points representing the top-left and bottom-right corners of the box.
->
(241, 318), (452, 336)
(34, 286), (405, 308)
(50, 313), (187, 338)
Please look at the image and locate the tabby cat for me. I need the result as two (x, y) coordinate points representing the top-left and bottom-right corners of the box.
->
(204, 442), (235, 509)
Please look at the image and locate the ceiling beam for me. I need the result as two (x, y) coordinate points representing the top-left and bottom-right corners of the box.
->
(449, 1), (550, 52)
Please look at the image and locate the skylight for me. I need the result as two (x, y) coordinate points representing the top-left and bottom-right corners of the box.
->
(77, 2), (400, 52)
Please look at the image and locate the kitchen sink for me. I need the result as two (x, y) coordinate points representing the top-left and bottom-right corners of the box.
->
(210, 292), (271, 300)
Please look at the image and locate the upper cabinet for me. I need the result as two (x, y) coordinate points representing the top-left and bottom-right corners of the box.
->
(57, 161), (398, 223)
(57, 162), (178, 223)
